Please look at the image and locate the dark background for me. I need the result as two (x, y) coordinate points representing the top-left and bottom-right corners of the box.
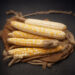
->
(0, 0), (75, 75)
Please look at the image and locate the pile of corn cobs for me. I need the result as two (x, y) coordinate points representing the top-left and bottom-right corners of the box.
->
(0, 10), (75, 69)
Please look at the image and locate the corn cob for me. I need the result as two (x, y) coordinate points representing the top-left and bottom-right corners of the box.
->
(8, 45), (63, 58)
(11, 21), (66, 39)
(25, 18), (67, 30)
(7, 38), (59, 48)
(8, 31), (49, 39)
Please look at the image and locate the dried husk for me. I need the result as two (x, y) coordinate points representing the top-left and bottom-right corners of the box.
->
(1, 10), (75, 69)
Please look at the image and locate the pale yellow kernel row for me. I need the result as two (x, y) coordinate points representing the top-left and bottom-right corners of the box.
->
(8, 31), (49, 39)
(7, 38), (52, 47)
(8, 45), (63, 58)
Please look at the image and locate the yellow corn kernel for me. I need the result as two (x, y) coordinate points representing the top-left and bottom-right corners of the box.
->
(11, 21), (66, 39)
(7, 38), (58, 47)
(8, 31), (49, 39)
(8, 45), (63, 58)
(25, 18), (67, 30)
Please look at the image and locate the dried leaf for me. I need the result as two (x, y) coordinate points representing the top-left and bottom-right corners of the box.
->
(0, 30), (2, 38)
(65, 30), (75, 45)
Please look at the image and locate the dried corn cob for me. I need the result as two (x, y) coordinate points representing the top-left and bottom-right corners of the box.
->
(11, 21), (66, 39)
(8, 45), (63, 58)
(8, 31), (49, 39)
(25, 18), (67, 30)
(7, 38), (59, 48)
